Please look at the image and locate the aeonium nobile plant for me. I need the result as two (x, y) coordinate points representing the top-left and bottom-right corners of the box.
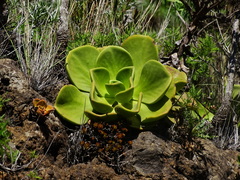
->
(55, 35), (187, 129)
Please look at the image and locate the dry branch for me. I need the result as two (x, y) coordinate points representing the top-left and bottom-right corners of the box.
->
(161, 0), (223, 72)
(211, 11), (240, 148)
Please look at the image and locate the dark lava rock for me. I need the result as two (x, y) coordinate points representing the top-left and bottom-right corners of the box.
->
(123, 131), (240, 180)
(0, 59), (240, 180)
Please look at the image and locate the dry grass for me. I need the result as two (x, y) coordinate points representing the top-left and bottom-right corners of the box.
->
(7, 0), (62, 91)
(69, 0), (161, 44)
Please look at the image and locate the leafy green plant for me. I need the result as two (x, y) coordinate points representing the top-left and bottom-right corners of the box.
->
(0, 96), (10, 113)
(183, 34), (221, 111)
(170, 85), (215, 139)
(175, 106), (213, 139)
(55, 35), (187, 129)
(0, 115), (10, 158)
(175, 89), (214, 122)
(27, 171), (42, 179)
(191, 118), (213, 139)
(0, 115), (20, 164)
(29, 150), (38, 159)
(0, 96), (20, 165)
(186, 34), (219, 83)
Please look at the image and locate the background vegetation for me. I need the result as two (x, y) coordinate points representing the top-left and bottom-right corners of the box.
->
(1, 0), (240, 154)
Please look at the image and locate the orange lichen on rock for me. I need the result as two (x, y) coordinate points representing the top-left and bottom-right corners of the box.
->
(33, 98), (54, 116)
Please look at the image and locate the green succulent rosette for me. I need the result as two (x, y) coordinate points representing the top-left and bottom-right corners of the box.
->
(55, 35), (187, 129)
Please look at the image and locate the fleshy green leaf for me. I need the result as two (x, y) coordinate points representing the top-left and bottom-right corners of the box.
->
(195, 100), (214, 121)
(84, 110), (119, 122)
(54, 85), (91, 125)
(115, 92), (143, 118)
(105, 81), (125, 97)
(116, 66), (134, 88)
(165, 81), (176, 99)
(122, 35), (158, 85)
(90, 83), (113, 113)
(178, 93), (214, 121)
(125, 115), (142, 129)
(66, 46), (99, 92)
(115, 87), (134, 104)
(233, 84), (240, 100)
(165, 65), (187, 92)
(90, 67), (110, 96)
(97, 46), (133, 79)
(134, 60), (172, 104)
(139, 96), (172, 124)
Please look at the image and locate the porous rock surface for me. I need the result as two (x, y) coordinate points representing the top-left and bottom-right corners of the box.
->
(123, 131), (240, 179)
(0, 59), (239, 179)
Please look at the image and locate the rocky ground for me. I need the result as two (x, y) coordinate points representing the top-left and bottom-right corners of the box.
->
(0, 58), (240, 180)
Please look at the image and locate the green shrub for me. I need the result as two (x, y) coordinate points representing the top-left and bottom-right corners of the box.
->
(186, 34), (219, 83)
